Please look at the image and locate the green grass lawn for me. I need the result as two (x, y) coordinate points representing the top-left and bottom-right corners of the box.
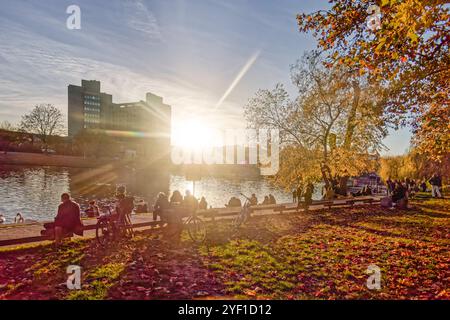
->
(0, 196), (448, 300)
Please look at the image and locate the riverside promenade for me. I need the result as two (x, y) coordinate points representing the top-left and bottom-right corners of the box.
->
(0, 196), (382, 248)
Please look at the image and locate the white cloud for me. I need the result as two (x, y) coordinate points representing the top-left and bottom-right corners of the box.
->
(0, 20), (244, 133)
(122, 0), (162, 39)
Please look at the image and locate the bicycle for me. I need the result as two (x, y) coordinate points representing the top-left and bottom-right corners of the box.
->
(230, 193), (252, 236)
(159, 204), (207, 244)
(96, 205), (134, 246)
(183, 209), (207, 244)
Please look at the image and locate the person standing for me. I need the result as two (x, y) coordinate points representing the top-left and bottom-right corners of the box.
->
(292, 189), (297, 203)
(296, 186), (303, 202)
(386, 178), (393, 196)
(299, 182), (314, 211)
(429, 174), (442, 198)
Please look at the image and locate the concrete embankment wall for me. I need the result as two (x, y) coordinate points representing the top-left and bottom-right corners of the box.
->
(0, 152), (108, 168)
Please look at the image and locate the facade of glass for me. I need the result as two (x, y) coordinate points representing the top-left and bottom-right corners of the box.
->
(68, 80), (171, 161)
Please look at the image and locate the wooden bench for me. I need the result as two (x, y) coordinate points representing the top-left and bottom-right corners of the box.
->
(0, 219), (165, 247)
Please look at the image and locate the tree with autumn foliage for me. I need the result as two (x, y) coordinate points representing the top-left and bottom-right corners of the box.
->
(297, 0), (449, 160)
(244, 52), (385, 192)
(379, 148), (449, 182)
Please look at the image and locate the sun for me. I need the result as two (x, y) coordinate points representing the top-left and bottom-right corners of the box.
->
(172, 118), (220, 150)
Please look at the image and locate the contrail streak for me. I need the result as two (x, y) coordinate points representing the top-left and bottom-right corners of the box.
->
(214, 50), (261, 110)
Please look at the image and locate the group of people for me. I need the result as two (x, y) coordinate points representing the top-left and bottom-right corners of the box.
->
(44, 186), (136, 246)
(83, 198), (149, 218)
(382, 174), (444, 209)
(153, 190), (209, 221)
(261, 194), (277, 205)
(0, 212), (25, 224)
(383, 179), (409, 209)
(24, 171), (446, 247)
(386, 174), (443, 199)
(224, 193), (277, 207)
(292, 183), (315, 206)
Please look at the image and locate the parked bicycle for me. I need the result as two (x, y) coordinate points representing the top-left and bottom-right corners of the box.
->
(230, 193), (252, 236)
(96, 205), (134, 246)
(183, 209), (207, 244)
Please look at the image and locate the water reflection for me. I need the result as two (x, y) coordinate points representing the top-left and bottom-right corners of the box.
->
(0, 165), (322, 223)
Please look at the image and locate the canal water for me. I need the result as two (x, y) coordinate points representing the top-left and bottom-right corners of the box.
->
(0, 165), (323, 223)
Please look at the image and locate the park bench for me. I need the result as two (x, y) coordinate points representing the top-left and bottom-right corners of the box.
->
(0, 218), (165, 247)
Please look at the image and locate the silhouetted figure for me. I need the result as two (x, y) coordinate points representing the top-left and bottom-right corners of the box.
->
(115, 186), (135, 221)
(85, 200), (100, 217)
(386, 178), (394, 196)
(226, 197), (242, 207)
(249, 194), (258, 206)
(405, 178), (411, 191)
(170, 190), (183, 205)
(420, 181), (427, 192)
(292, 189), (297, 203)
(199, 196), (208, 210)
(53, 193), (83, 246)
(135, 199), (149, 213)
(183, 190), (198, 213)
(153, 192), (169, 221)
(269, 194), (276, 204)
(15, 212), (25, 223)
(261, 196), (270, 205)
(429, 174), (442, 198)
(392, 182), (408, 209)
(300, 183), (314, 211)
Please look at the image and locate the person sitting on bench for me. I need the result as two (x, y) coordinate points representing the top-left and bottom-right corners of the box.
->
(153, 192), (170, 221)
(52, 193), (83, 246)
(199, 197), (208, 210)
(84, 200), (99, 217)
(392, 182), (408, 209)
(135, 199), (149, 213)
(226, 196), (242, 207)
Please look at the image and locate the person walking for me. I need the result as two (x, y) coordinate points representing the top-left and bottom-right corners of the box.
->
(429, 174), (442, 198)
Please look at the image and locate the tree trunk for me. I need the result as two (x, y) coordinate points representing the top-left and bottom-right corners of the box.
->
(343, 80), (361, 149)
(340, 79), (361, 195)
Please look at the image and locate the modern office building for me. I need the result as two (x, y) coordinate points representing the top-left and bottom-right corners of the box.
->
(68, 80), (171, 160)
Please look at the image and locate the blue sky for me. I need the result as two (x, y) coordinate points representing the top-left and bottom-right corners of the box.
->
(0, 0), (411, 155)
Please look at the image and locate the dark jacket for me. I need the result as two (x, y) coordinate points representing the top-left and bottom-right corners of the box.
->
(429, 176), (442, 187)
(54, 200), (83, 233)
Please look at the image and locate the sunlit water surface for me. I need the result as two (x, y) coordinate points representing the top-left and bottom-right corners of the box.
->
(0, 165), (322, 223)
